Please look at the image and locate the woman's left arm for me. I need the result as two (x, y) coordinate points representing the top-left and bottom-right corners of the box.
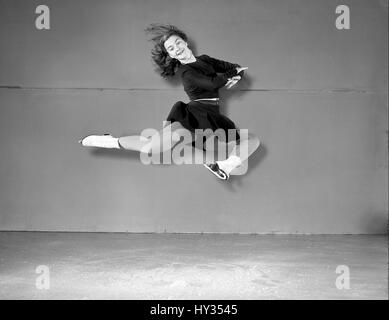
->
(201, 54), (245, 77)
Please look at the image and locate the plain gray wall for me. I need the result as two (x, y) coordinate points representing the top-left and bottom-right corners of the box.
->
(0, 0), (387, 233)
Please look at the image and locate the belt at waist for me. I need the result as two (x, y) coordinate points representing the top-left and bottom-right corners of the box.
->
(192, 98), (219, 105)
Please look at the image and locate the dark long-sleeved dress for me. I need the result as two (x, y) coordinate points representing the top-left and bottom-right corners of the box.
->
(166, 54), (244, 143)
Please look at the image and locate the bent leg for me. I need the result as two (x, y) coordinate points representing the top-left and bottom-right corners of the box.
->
(230, 133), (260, 163)
(215, 133), (260, 176)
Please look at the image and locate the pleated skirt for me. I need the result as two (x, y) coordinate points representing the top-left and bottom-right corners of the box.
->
(166, 100), (241, 144)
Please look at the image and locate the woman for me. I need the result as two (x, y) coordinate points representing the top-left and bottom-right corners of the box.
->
(80, 24), (260, 180)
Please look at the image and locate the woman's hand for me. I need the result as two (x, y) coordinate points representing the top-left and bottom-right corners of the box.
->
(225, 66), (247, 89)
(225, 75), (242, 89)
(236, 66), (248, 74)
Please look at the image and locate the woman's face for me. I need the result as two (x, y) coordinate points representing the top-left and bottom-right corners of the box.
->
(164, 35), (192, 62)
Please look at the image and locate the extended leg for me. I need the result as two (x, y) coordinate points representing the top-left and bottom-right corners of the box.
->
(120, 121), (194, 154)
(80, 121), (194, 154)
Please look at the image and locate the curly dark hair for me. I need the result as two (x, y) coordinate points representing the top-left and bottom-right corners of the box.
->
(145, 23), (189, 77)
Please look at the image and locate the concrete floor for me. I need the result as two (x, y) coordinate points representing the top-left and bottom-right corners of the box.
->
(0, 232), (387, 300)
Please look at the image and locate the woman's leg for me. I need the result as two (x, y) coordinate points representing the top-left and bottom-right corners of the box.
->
(215, 133), (260, 176)
(80, 121), (194, 154)
(117, 135), (149, 152)
(230, 133), (260, 162)
(119, 121), (194, 154)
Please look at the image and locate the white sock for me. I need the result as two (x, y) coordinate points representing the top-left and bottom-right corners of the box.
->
(100, 135), (120, 149)
(216, 155), (242, 174)
(111, 137), (120, 149)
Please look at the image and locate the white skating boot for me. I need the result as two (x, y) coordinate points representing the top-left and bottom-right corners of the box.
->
(79, 134), (120, 149)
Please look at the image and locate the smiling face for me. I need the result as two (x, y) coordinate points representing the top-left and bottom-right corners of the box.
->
(163, 34), (193, 63)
